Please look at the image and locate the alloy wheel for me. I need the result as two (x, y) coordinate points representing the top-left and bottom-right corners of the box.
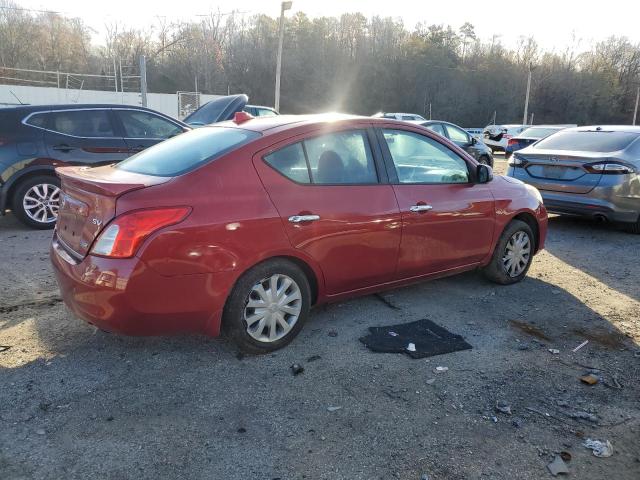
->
(243, 274), (302, 343)
(502, 230), (531, 277)
(22, 183), (60, 224)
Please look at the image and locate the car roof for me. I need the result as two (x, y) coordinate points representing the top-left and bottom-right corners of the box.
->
(0, 104), (165, 113)
(565, 125), (640, 134)
(215, 113), (428, 134)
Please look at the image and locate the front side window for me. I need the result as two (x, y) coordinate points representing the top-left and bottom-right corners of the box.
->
(116, 126), (260, 177)
(48, 110), (115, 137)
(382, 129), (469, 184)
(445, 124), (470, 144)
(116, 110), (183, 139)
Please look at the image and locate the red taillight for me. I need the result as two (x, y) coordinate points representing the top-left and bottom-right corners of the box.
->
(507, 138), (518, 146)
(91, 207), (191, 258)
(584, 162), (635, 175)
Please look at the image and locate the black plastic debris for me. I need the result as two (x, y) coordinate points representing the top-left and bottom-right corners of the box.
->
(359, 319), (472, 359)
(0, 346), (10, 353)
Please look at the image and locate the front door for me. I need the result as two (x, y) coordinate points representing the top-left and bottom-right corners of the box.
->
(113, 109), (186, 154)
(378, 127), (495, 277)
(43, 109), (129, 166)
(254, 127), (402, 295)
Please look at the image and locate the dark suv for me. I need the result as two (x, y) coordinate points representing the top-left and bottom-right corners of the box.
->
(0, 104), (189, 228)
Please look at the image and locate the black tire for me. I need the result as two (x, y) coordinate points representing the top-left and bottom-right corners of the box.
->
(223, 259), (311, 354)
(478, 155), (492, 166)
(621, 215), (640, 234)
(504, 152), (512, 160)
(482, 219), (535, 285)
(11, 175), (61, 230)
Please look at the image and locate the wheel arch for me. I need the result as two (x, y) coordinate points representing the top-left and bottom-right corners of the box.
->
(2, 165), (58, 210)
(512, 211), (540, 252)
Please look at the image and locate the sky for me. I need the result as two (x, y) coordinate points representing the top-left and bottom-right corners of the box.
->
(13, 0), (640, 52)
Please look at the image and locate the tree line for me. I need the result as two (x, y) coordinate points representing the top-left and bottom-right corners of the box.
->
(1, 0), (639, 126)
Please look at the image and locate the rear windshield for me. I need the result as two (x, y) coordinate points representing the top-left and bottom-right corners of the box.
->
(519, 127), (561, 139)
(116, 127), (260, 177)
(534, 131), (639, 152)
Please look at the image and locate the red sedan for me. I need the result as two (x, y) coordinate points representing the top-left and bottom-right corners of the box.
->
(51, 113), (547, 353)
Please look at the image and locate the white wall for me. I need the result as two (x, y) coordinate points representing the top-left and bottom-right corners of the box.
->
(0, 85), (221, 120)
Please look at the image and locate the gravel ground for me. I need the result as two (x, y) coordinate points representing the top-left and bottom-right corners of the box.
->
(1, 157), (639, 479)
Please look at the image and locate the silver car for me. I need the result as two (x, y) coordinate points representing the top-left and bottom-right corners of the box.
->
(507, 126), (640, 233)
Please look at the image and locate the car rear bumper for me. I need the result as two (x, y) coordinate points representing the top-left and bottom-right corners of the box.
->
(50, 233), (228, 337)
(540, 190), (639, 223)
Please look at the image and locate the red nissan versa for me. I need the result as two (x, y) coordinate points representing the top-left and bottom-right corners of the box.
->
(51, 113), (548, 353)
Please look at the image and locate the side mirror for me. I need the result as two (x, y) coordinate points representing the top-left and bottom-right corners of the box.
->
(470, 136), (477, 145)
(476, 164), (493, 183)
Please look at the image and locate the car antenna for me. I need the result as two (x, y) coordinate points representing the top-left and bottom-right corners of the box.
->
(9, 90), (26, 105)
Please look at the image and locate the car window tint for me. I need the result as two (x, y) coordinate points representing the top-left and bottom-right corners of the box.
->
(425, 123), (445, 136)
(445, 124), (470, 143)
(383, 129), (469, 184)
(264, 143), (310, 183)
(304, 130), (378, 184)
(48, 110), (114, 137)
(256, 108), (277, 117)
(116, 126), (260, 177)
(534, 131), (640, 152)
(116, 110), (183, 139)
(25, 112), (48, 128)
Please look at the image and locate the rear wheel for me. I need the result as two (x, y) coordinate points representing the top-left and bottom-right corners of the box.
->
(12, 175), (61, 229)
(223, 259), (311, 354)
(482, 220), (535, 285)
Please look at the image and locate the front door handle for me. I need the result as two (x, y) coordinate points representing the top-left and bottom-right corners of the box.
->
(409, 204), (433, 213)
(288, 214), (320, 223)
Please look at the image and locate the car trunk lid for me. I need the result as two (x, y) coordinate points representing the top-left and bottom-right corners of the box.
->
(515, 149), (605, 194)
(55, 165), (170, 258)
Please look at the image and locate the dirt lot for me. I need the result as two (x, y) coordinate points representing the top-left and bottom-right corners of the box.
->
(1, 157), (639, 479)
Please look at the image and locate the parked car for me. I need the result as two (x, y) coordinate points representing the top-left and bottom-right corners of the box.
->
(483, 124), (529, 153)
(184, 94), (278, 127)
(410, 120), (494, 166)
(505, 125), (575, 158)
(507, 126), (640, 233)
(0, 104), (190, 229)
(373, 112), (427, 121)
(51, 113), (547, 353)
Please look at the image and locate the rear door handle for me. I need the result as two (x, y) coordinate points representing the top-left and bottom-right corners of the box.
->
(288, 214), (320, 223)
(52, 144), (75, 152)
(409, 204), (433, 213)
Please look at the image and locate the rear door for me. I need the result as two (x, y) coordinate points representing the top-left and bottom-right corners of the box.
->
(43, 109), (129, 166)
(253, 126), (402, 295)
(378, 127), (495, 276)
(113, 109), (186, 154)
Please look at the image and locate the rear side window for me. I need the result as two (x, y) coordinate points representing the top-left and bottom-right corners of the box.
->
(24, 112), (48, 128)
(47, 110), (115, 137)
(264, 143), (310, 183)
(425, 124), (445, 136)
(116, 110), (183, 139)
(117, 127), (260, 177)
(534, 131), (640, 152)
(255, 108), (277, 117)
(265, 130), (378, 185)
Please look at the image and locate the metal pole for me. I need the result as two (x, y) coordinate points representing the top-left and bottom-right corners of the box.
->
(429, 103), (432, 120)
(275, 2), (292, 112)
(523, 65), (531, 125)
(139, 55), (148, 107)
(633, 85), (639, 126)
(530, 112), (534, 125)
(113, 58), (118, 92)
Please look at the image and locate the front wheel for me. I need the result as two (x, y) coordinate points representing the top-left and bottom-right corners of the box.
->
(223, 259), (311, 354)
(482, 220), (535, 285)
(12, 175), (61, 229)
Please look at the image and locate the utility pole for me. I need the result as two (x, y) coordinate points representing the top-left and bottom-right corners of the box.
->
(274, 1), (292, 112)
(633, 84), (639, 126)
(529, 112), (534, 125)
(523, 64), (532, 125)
(139, 55), (148, 107)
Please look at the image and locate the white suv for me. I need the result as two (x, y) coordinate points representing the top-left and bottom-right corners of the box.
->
(373, 112), (427, 121)
(483, 124), (528, 152)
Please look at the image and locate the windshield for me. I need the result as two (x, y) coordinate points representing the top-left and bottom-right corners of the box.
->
(534, 130), (640, 152)
(519, 127), (561, 139)
(116, 127), (260, 177)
